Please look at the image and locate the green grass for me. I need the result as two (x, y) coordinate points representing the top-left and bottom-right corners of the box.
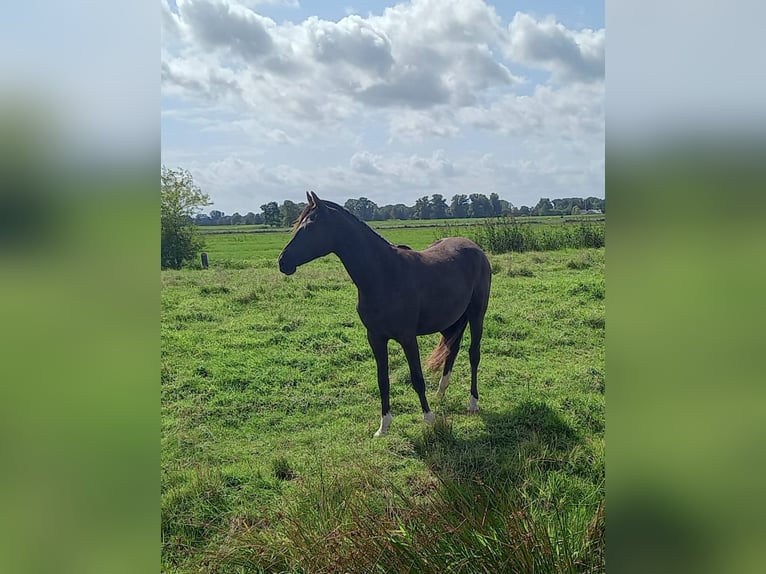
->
(198, 214), (605, 234)
(162, 226), (605, 573)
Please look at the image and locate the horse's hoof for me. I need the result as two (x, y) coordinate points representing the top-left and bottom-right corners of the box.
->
(374, 412), (392, 437)
(468, 395), (479, 414)
(423, 411), (436, 425)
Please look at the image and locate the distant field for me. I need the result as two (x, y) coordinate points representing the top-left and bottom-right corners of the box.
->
(198, 214), (605, 234)
(162, 224), (605, 572)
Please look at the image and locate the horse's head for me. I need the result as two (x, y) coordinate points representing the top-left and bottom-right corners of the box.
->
(278, 191), (337, 275)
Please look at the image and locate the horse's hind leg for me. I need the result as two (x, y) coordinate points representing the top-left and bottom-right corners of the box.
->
(467, 293), (489, 414)
(399, 337), (435, 425)
(436, 316), (468, 398)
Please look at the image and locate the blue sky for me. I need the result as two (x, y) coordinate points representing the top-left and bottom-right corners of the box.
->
(161, 0), (604, 214)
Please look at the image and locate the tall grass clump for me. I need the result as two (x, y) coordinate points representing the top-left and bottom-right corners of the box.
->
(215, 470), (604, 574)
(472, 218), (605, 254)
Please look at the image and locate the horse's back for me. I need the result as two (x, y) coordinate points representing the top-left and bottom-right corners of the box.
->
(421, 237), (489, 271)
(409, 236), (490, 291)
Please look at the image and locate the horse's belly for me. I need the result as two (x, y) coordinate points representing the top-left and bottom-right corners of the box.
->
(415, 298), (470, 335)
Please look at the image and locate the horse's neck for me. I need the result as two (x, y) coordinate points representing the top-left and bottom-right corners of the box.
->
(334, 219), (393, 295)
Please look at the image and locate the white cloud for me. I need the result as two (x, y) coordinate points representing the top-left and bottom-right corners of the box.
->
(161, 0), (604, 211)
(162, 0), (526, 116)
(459, 82), (605, 139)
(307, 15), (394, 76)
(177, 0), (275, 60)
(506, 12), (604, 83)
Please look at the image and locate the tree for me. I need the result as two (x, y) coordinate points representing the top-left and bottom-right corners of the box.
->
(413, 196), (432, 219)
(450, 194), (469, 218)
(260, 201), (281, 227)
(161, 166), (211, 269)
(391, 204), (413, 220)
(468, 193), (491, 218)
(243, 212), (258, 225)
(209, 210), (224, 223)
(489, 192), (502, 217)
(230, 212), (243, 225)
(430, 194), (448, 219)
(345, 197), (379, 221)
(533, 198), (554, 216)
(280, 200), (302, 227)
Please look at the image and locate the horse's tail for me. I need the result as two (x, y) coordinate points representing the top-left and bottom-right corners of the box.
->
(425, 312), (469, 373)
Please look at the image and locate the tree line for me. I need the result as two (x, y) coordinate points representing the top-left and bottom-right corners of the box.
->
(162, 165), (605, 269)
(194, 193), (605, 227)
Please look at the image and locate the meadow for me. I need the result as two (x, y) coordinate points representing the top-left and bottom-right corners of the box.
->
(161, 223), (605, 573)
(198, 214), (605, 234)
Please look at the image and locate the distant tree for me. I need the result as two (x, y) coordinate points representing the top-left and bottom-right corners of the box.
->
(413, 196), (432, 219)
(468, 193), (491, 218)
(518, 205), (531, 216)
(280, 200), (302, 227)
(450, 194), (469, 218)
(344, 198), (360, 218)
(430, 194), (448, 219)
(161, 166), (211, 269)
(243, 211), (258, 225)
(392, 204), (413, 220)
(207, 210), (224, 224)
(345, 197), (378, 221)
(230, 212), (243, 225)
(584, 197), (605, 212)
(260, 201), (281, 227)
(499, 199), (512, 216)
(571, 205), (582, 215)
(194, 213), (212, 225)
(552, 198), (569, 213)
(489, 192), (502, 217)
(376, 204), (392, 220)
(533, 198), (554, 216)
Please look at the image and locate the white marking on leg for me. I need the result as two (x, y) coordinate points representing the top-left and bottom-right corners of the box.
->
(436, 372), (451, 398)
(374, 412), (393, 437)
(468, 395), (479, 413)
(423, 410), (435, 425)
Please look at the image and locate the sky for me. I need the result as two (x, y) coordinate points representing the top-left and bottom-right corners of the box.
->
(161, 0), (605, 215)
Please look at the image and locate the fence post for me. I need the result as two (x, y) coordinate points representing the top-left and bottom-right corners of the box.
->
(201, 252), (208, 269)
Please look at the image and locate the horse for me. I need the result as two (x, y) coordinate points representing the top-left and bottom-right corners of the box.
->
(278, 192), (491, 437)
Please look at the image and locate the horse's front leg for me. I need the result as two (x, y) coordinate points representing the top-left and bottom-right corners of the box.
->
(399, 337), (435, 425)
(367, 331), (392, 437)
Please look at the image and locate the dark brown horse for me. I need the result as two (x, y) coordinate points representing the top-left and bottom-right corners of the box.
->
(278, 192), (491, 437)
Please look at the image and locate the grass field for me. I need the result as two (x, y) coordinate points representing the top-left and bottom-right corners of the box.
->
(161, 225), (605, 572)
(198, 214), (605, 234)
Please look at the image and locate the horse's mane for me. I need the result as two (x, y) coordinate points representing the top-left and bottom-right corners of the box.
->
(293, 198), (395, 248)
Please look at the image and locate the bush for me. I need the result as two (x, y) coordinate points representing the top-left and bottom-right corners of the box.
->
(161, 166), (210, 269)
(472, 218), (605, 254)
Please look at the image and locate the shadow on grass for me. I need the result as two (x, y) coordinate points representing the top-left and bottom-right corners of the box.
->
(411, 399), (582, 486)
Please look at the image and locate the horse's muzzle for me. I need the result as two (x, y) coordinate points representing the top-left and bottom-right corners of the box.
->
(278, 253), (296, 275)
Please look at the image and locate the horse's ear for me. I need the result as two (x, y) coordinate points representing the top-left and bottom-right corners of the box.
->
(306, 191), (314, 207)
(309, 191), (324, 210)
